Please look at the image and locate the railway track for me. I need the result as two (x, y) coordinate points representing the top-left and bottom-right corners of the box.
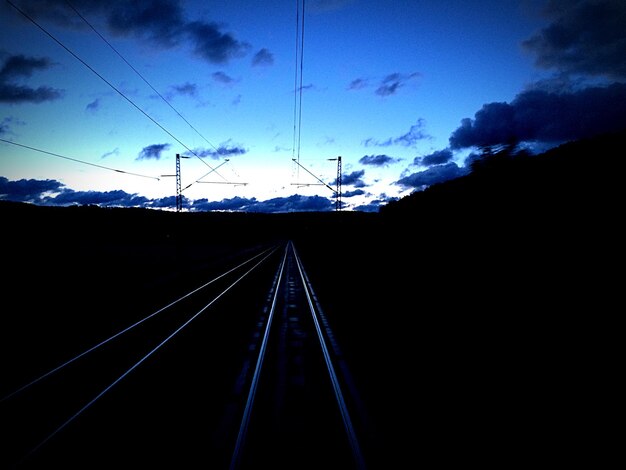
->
(1, 241), (369, 469)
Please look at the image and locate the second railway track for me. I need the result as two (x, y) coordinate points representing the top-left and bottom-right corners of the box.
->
(1, 241), (369, 469)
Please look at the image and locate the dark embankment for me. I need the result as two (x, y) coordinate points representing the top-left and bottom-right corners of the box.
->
(1, 129), (619, 467)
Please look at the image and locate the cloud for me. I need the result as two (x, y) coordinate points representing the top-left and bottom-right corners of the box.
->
(0, 176), (341, 212)
(0, 54), (54, 80)
(137, 143), (171, 160)
(191, 194), (334, 212)
(252, 48), (274, 67)
(186, 141), (247, 159)
(522, 0), (626, 80)
(100, 147), (119, 159)
(212, 71), (237, 85)
(359, 154), (401, 166)
(353, 199), (386, 213)
(0, 176), (151, 207)
(363, 119), (431, 147)
(335, 169), (366, 188)
(395, 162), (468, 190)
(14, 1), (253, 66)
(170, 82), (197, 96)
(376, 72), (421, 97)
(0, 84), (63, 104)
(86, 98), (100, 112)
(186, 20), (251, 64)
(347, 78), (368, 90)
(45, 188), (150, 207)
(106, 1), (185, 47)
(0, 54), (63, 104)
(342, 189), (366, 198)
(414, 148), (454, 167)
(0, 116), (24, 136)
(449, 82), (626, 149)
(0, 176), (64, 202)
(0, 118), (10, 135)
(349, 72), (421, 96)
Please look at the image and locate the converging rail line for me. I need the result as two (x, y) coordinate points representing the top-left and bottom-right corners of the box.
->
(228, 241), (366, 469)
(1, 241), (368, 469)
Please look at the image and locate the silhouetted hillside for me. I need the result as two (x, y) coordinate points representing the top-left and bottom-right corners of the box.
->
(381, 128), (623, 227)
(2, 131), (616, 469)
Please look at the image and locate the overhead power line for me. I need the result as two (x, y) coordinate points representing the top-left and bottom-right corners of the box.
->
(63, 0), (226, 160)
(0, 138), (160, 180)
(293, 0), (306, 173)
(5, 0), (228, 182)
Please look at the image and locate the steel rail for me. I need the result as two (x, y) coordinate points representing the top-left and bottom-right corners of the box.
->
(1, 246), (276, 404)
(292, 241), (367, 470)
(11, 245), (280, 466)
(229, 243), (290, 470)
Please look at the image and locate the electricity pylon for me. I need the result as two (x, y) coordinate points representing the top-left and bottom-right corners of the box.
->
(291, 156), (342, 211)
(328, 156), (342, 211)
(161, 153), (190, 211)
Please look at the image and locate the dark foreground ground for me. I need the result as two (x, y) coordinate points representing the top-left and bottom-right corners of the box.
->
(0, 197), (616, 467)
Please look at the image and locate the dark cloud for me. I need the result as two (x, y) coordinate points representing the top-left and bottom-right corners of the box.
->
(0, 84), (62, 104)
(0, 175), (155, 208)
(347, 78), (368, 90)
(0, 176), (340, 212)
(147, 195), (178, 208)
(0, 116), (24, 136)
(522, 0), (626, 80)
(86, 98), (100, 112)
(337, 170), (366, 188)
(375, 72), (421, 97)
(7, 0), (112, 29)
(137, 143), (171, 160)
(0, 176), (64, 202)
(186, 20), (251, 64)
(395, 162), (468, 190)
(212, 71), (237, 85)
(252, 48), (274, 67)
(106, 0), (185, 47)
(171, 82), (197, 96)
(0, 55), (63, 104)
(342, 188), (366, 198)
(363, 119), (431, 147)
(0, 118), (10, 135)
(0, 54), (54, 80)
(359, 154), (401, 166)
(449, 82), (626, 149)
(186, 141), (247, 159)
(100, 147), (120, 159)
(10, 1), (252, 66)
(191, 194), (334, 213)
(45, 188), (150, 207)
(352, 199), (385, 212)
(349, 73), (421, 96)
(415, 148), (454, 166)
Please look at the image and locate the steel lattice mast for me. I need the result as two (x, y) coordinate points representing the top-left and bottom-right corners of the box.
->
(335, 156), (342, 211)
(175, 153), (182, 212)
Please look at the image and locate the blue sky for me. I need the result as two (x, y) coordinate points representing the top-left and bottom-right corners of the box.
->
(1, 0), (625, 212)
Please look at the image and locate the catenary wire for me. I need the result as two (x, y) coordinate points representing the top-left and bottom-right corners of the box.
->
(0, 138), (160, 180)
(15, 245), (279, 466)
(4, 0), (227, 181)
(296, 0), (306, 166)
(0, 246), (275, 404)
(63, 0), (228, 166)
